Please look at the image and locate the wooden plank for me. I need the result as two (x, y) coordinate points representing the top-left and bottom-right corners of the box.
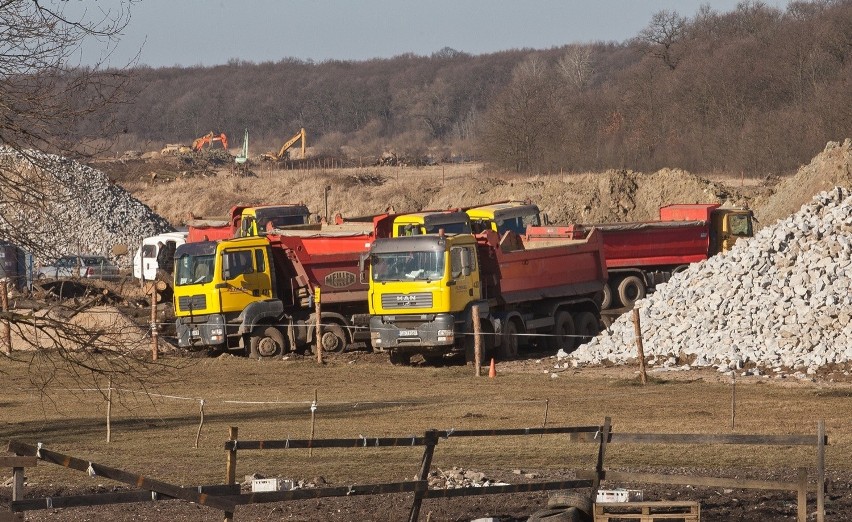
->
(7, 440), (235, 512)
(0, 457), (37, 467)
(224, 426), (238, 522)
(595, 501), (700, 522)
(797, 467), (808, 522)
(221, 481), (426, 505)
(579, 469), (807, 492)
(420, 479), (594, 499)
(572, 432), (826, 446)
(10, 485), (241, 512)
(225, 426), (602, 450)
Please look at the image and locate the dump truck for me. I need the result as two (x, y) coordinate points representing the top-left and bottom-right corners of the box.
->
(172, 209), (467, 357)
(525, 203), (755, 309)
(367, 228), (607, 364)
(173, 221), (378, 357)
(186, 203), (312, 242)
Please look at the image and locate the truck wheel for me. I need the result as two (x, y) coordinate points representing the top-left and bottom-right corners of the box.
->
(601, 284), (613, 310)
(319, 323), (347, 353)
(249, 326), (287, 359)
(617, 275), (646, 308)
(389, 350), (411, 365)
(547, 311), (575, 352)
(573, 311), (600, 346)
(498, 320), (519, 360)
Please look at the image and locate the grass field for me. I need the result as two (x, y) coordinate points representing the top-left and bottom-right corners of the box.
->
(2, 351), (848, 492)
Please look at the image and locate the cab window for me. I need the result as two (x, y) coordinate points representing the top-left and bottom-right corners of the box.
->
(728, 214), (752, 236)
(450, 246), (476, 278)
(223, 250), (254, 280)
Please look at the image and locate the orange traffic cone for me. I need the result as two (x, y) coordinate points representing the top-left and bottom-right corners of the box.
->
(488, 358), (497, 378)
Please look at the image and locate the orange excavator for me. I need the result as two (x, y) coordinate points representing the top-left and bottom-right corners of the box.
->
(192, 132), (229, 152)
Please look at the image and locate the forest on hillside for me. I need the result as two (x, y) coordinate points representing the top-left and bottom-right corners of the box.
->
(88, 0), (852, 175)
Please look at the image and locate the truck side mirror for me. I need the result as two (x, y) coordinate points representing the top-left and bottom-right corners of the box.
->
(359, 253), (369, 284)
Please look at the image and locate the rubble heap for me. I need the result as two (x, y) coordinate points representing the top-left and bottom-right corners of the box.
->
(572, 187), (852, 378)
(0, 148), (173, 264)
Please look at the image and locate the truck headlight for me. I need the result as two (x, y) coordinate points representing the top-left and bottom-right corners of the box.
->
(370, 331), (381, 339)
(437, 329), (453, 336)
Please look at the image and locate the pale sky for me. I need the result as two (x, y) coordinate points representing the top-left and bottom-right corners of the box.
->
(66, 0), (791, 69)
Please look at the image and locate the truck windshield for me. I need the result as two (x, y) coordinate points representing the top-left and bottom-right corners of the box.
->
(496, 213), (541, 235)
(175, 254), (215, 286)
(372, 251), (445, 282)
(728, 214), (753, 237)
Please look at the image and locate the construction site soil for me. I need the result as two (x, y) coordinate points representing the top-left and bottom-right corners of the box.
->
(4, 140), (852, 521)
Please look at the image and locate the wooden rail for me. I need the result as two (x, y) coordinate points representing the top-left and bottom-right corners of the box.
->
(4, 419), (829, 522)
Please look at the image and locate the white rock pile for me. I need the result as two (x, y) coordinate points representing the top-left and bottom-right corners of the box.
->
(572, 187), (852, 378)
(0, 147), (173, 264)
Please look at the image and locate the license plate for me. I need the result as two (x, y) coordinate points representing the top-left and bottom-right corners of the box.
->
(191, 329), (200, 337)
(399, 329), (418, 337)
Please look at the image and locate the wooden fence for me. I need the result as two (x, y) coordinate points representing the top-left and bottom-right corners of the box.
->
(4, 417), (829, 522)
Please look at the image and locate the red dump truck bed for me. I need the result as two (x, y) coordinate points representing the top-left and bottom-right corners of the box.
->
(527, 221), (711, 269)
(476, 228), (608, 305)
(187, 220), (232, 243)
(270, 232), (374, 306)
(525, 204), (720, 269)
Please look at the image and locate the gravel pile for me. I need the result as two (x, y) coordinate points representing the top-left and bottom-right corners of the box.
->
(571, 187), (852, 378)
(0, 147), (173, 265)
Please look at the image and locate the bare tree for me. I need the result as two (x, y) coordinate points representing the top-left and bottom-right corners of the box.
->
(556, 44), (595, 91)
(0, 1), (182, 391)
(638, 9), (687, 70)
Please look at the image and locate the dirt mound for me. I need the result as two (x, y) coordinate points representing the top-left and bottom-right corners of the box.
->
(754, 139), (852, 227)
(118, 162), (748, 228)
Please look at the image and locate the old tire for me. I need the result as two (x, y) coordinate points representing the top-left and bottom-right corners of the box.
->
(600, 283), (613, 310)
(573, 311), (600, 346)
(547, 490), (593, 515)
(318, 323), (347, 353)
(546, 311), (575, 352)
(249, 325), (287, 359)
(498, 320), (519, 360)
(617, 275), (646, 308)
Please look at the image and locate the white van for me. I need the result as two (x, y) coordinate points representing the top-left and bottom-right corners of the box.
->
(133, 232), (188, 281)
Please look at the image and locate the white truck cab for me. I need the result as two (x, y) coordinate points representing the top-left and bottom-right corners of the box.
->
(133, 231), (188, 281)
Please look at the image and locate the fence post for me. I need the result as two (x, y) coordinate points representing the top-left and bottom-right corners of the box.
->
(106, 377), (112, 443)
(797, 467), (807, 522)
(409, 429), (438, 522)
(224, 426), (238, 522)
(150, 286), (158, 361)
(591, 416), (612, 505)
(631, 308), (647, 384)
(315, 287), (323, 364)
(817, 419), (825, 522)
(472, 305), (481, 376)
(1, 279), (9, 355)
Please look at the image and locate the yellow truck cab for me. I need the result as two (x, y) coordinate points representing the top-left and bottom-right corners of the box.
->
(173, 236), (273, 349)
(237, 204), (311, 237)
(390, 210), (472, 237)
(466, 201), (543, 235)
(368, 232), (481, 363)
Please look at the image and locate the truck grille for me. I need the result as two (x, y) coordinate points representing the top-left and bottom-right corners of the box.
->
(381, 292), (432, 309)
(178, 294), (207, 312)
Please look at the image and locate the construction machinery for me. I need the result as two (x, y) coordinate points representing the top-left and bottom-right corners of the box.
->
(186, 204), (313, 243)
(235, 129), (249, 166)
(526, 204), (755, 309)
(261, 128), (306, 161)
(192, 132), (229, 152)
(367, 228), (607, 364)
